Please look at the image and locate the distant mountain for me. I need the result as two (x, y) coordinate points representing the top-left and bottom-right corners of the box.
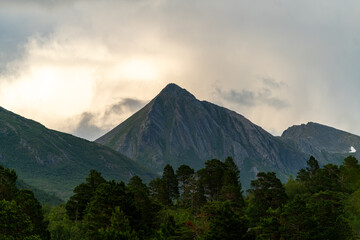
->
(96, 83), (308, 188)
(0, 107), (155, 200)
(281, 122), (360, 165)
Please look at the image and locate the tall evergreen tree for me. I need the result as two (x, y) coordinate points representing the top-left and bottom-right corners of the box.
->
(340, 156), (360, 192)
(162, 164), (179, 201)
(0, 165), (18, 200)
(66, 170), (106, 221)
(128, 176), (160, 237)
(221, 157), (244, 206)
(203, 201), (249, 240)
(198, 159), (226, 201)
(248, 172), (287, 224)
(16, 189), (50, 240)
(176, 165), (194, 194)
(149, 177), (171, 206)
(84, 181), (140, 239)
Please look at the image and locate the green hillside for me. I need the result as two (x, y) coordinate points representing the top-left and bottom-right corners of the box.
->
(0, 107), (156, 200)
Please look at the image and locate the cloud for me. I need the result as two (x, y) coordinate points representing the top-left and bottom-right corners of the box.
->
(217, 81), (288, 110)
(221, 89), (256, 107)
(263, 78), (285, 89)
(71, 98), (146, 140)
(1, 0), (360, 139)
(72, 112), (105, 141)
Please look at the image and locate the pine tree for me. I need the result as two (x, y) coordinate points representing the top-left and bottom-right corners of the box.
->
(162, 165), (179, 201)
(66, 170), (106, 221)
(221, 157), (244, 206)
(248, 172), (287, 224)
(149, 177), (171, 206)
(198, 159), (226, 201)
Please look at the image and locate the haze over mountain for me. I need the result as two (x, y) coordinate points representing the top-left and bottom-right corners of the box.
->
(0, 107), (155, 200)
(96, 83), (309, 187)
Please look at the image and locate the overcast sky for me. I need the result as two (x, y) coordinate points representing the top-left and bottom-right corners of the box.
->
(1, 0), (360, 140)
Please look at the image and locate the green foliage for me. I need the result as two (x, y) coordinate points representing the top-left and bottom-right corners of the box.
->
(16, 189), (50, 240)
(0, 107), (156, 200)
(0, 199), (34, 239)
(198, 159), (226, 201)
(346, 189), (360, 237)
(149, 177), (171, 205)
(307, 191), (352, 239)
(128, 176), (161, 237)
(45, 204), (84, 240)
(83, 181), (140, 239)
(0, 165), (18, 200)
(280, 195), (315, 239)
(98, 207), (139, 240)
(340, 156), (360, 192)
(284, 175), (307, 200)
(203, 201), (249, 240)
(221, 157), (244, 206)
(66, 170), (106, 221)
(248, 172), (287, 224)
(0, 165), (49, 240)
(163, 164), (179, 201)
(46, 156), (360, 239)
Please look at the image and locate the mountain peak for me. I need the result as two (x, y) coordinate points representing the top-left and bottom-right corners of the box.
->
(162, 83), (183, 92)
(157, 83), (196, 101)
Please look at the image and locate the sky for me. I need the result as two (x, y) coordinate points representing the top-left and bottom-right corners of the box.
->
(1, 0), (360, 140)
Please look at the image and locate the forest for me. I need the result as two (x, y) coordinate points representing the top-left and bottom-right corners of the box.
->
(1, 155), (360, 240)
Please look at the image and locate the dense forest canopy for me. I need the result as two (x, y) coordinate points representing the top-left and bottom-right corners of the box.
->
(1, 155), (360, 239)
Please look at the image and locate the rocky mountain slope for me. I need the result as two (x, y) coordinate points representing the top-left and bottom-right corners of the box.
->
(96, 83), (308, 188)
(0, 107), (155, 200)
(281, 122), (360, 165)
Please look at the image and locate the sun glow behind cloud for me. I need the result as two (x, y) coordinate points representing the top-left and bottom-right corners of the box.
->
(114, 58), (160, 81)
(0, 26), (184, 135)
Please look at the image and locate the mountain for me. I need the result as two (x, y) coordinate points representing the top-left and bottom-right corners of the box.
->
(0, 107), (155, 200)
(281, 122), (360, 165)
(96, 83), (308, 188)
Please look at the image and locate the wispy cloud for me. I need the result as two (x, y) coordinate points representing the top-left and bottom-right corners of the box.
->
(217, 78), (289, 110)
(71, 98), (146, 140)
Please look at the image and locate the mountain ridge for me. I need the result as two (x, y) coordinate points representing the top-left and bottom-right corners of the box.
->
(0, 106), (156, 200)
(96, 83), (308, 188)
(281, 121), (360, 165)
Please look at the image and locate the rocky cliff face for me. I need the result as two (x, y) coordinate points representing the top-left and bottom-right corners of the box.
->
(0, 107), (155, 199)
(96, 84), (307, 188)
(281, 122), (360, 165)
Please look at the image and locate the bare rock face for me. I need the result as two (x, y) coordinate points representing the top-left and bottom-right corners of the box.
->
(281, 122), (360, 165)
(96, 84), (307, 188)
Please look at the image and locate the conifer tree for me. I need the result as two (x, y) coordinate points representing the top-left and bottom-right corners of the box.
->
(162, 164), (179, 201)
(66, 170), (106, 221)
(221, 157), (244, 206)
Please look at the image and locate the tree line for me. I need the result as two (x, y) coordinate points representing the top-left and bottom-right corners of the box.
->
(2, 155), (360, 239)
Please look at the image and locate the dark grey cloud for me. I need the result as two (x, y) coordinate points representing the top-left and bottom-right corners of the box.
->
(104, 98), (146, 116)
(72, 112), (105, 141)
(263, 78), (285, 89)
(72, 98), (146, 140)
(219, 87), (288, 110)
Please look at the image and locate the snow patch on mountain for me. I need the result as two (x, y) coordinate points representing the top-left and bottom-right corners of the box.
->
(350, 146), (357, 153)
